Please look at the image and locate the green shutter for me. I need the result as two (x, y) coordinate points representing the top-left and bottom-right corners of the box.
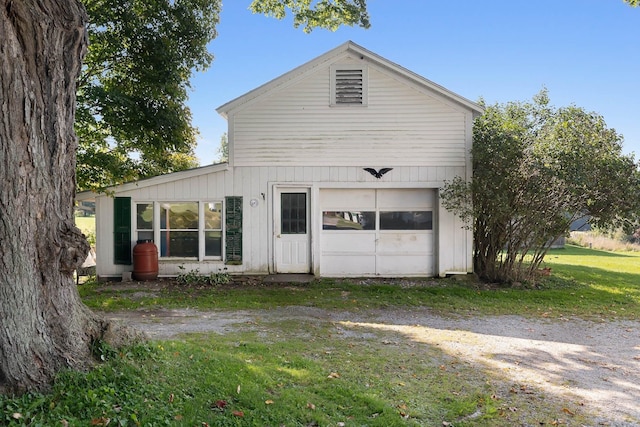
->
(114, 197), (132, 265)
(225, 196), (242, 264)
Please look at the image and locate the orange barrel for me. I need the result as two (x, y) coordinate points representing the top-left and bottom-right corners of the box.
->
(132, 240), (158, 281)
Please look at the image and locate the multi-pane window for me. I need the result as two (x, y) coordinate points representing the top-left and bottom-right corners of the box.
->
(160, 202), (199, 258)
(204, 202), (223, 257)
(281, 193), (306, 234)
(322, 211), (433, 231)
(135, 203), (154, 242)
(134, 201), (223, 259)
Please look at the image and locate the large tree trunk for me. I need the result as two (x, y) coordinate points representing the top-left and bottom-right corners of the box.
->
(0, 0), (133, 394)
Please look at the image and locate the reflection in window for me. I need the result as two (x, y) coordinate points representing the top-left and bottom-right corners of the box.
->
(160, 202), (199, 258)
(136, 203), (153, 242)
(204, 202), (223, 257)
(380, 211), (432, 230)
(323, 211), (375, 230)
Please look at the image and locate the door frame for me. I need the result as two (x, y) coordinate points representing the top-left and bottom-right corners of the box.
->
(273, 186), (312, 274)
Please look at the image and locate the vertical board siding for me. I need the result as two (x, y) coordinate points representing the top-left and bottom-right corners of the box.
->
(231, 64), (469, 167)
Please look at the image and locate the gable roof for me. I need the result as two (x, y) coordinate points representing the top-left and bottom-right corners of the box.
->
(217, 40), (483, 118)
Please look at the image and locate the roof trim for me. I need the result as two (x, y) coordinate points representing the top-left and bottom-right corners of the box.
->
(216, 40), (484, 118)
(75, 162), (229, 200)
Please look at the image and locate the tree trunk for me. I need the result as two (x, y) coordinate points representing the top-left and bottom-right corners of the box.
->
(0, 0), (135, 394)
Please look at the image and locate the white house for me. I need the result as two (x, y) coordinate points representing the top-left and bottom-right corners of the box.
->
(78, 41), (483, 280)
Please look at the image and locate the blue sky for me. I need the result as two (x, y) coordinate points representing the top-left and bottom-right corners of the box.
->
(187, 0), (640, 165)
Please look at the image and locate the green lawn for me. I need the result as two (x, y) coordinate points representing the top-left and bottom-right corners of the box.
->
(79, 244), (640, 321)
(4, 244), (638, 426)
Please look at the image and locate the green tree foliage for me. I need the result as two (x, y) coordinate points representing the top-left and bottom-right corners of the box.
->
(441, 90), (640, 283)
(625, 0), (639, 6)
(76, 0), (220, 192)
(250, 0), (370, 32)
(218, 132), (229, 162)
(76, 0), (371, 192)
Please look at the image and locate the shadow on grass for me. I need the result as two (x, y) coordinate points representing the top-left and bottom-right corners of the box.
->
(342, 315), (640, 425)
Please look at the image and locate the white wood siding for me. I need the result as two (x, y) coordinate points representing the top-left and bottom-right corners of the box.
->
(95, 169), (237, 278)
(231, 57), (470, 167)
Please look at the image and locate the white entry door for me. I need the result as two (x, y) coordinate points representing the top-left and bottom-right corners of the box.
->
(274, 188), (311, 273)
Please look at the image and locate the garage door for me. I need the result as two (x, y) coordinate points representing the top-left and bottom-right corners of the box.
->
(320, 189), (434, 276)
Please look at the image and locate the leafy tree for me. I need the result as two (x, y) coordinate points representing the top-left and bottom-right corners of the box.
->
(218, 132), (229, 162)
(0, 0), (372, 394)
(625, 0), (639, 6)
(76, 0), (217, 192)
(442, 90), (640, 283)
(250, 0), (370, 32)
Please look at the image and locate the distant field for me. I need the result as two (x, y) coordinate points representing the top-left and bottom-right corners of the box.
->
(74, 215), (95, 236)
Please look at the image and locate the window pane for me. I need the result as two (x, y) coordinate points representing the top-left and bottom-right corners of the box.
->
(160, 231), (198, 257)
(137, 230), (153, 242)
(380, 211), (432, 230)
(205, 231), (222, 257)
(160, 203), (198, 229)
(136, 203), (153, 229)
(323, 211), (375, 230)
(281, 193), (306, 234)
(204, 202), (222, 230)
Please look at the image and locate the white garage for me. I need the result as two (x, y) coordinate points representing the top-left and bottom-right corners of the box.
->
(320, 188), (435, 276)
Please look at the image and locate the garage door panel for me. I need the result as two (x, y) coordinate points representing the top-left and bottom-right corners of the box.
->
(378, 232), (433, 253)
(377, 255), (434, 276)
(321, 255), (376, 276)
(322, 233), (376, 253)
(320, 189), (376, 209)
(377, 189), (434, 209)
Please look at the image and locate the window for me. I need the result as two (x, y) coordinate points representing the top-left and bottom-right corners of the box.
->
(135, 203), (154, 242)
(132, 201), (223, 260)
(323, 211), (375, 230)
(331, 65), (368, 106)
(281, 193), (307, 234)
(204, 202), (223, 257)
(380, 211), (432, 230)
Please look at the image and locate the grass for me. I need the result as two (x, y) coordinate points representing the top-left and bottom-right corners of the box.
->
(79, 245), (640, 321)
(1, 323), (585, 426)
(74, 215), (95, 237)
(4, 244), (639, 425)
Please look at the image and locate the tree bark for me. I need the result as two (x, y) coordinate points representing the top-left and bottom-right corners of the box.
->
(0, 0), (136, 393)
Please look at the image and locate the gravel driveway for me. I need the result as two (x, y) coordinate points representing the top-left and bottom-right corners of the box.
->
(104, 306), (640, 426)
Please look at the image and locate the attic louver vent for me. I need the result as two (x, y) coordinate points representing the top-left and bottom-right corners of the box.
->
(335, 69), (364, 104)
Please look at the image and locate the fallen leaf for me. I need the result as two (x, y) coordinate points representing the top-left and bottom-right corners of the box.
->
(213, 400), (227, 409)
(307, 402), (316, 410)
(90, 418), (110, 426)
(562, 407), (575, 416)
(169, 393), (174, 403)
(237, 384), (241, 394)
(12, 413), (22, 420)
(173, 415), (183, 421)
(232, 411), (244, 417)
(61, 420), (69, 427)
(265, 400), (274, 405)
(327, 372), (341, 379)
(201, 423), (210, 427)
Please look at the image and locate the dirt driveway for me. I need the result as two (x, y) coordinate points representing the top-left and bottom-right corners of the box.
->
(103, 304), (640, 426)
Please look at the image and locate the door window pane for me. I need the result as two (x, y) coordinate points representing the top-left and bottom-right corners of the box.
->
(380, 211), (432, 230)
(323, 211), (375, 230)
(281, 193), (306, 234)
